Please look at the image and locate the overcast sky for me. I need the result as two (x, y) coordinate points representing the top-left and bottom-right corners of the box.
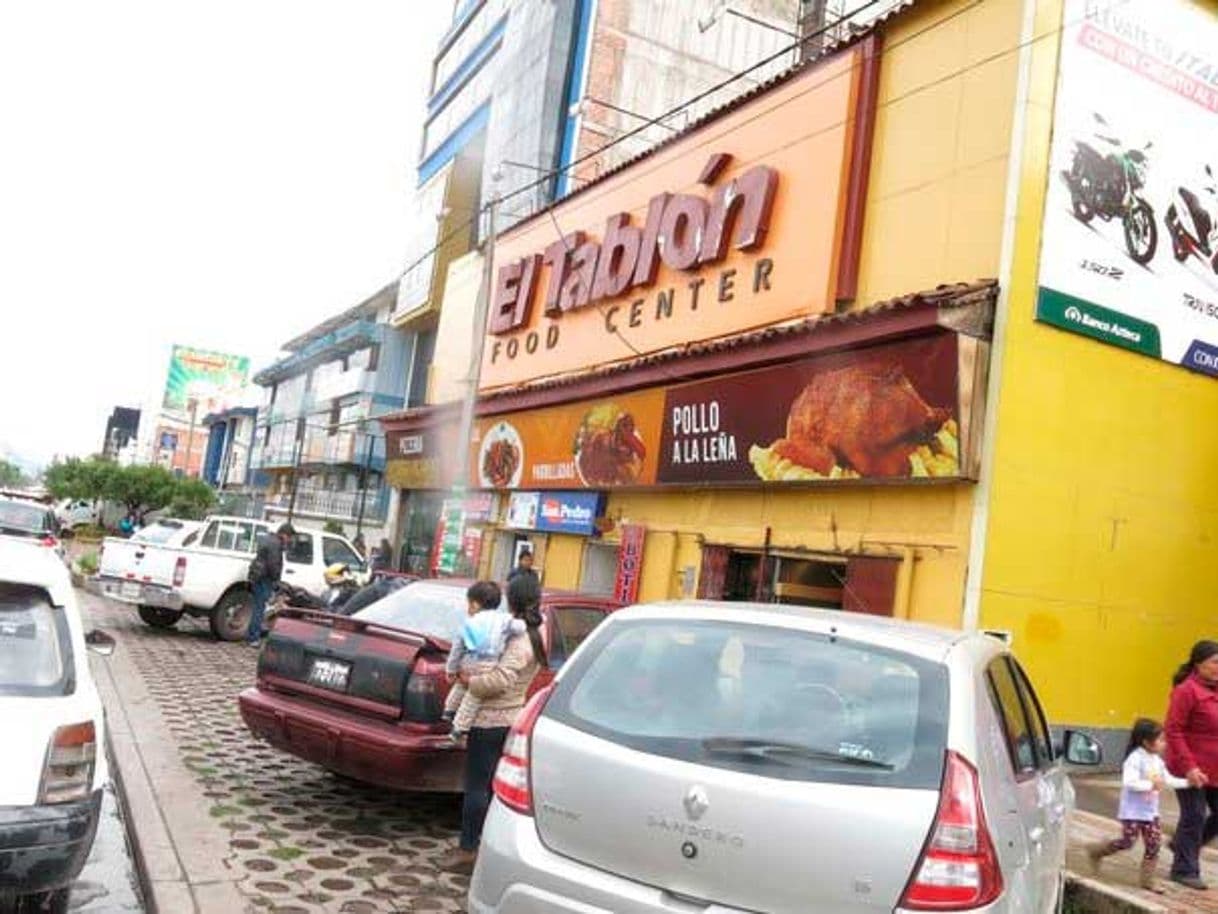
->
(0, 1), (452, 468)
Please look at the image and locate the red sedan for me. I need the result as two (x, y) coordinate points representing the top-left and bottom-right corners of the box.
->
(238, 579), (620, 792)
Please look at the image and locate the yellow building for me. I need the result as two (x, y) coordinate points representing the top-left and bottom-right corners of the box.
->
(383, 0), (1218, 749)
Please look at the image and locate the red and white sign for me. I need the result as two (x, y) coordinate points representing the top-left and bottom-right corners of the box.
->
(613, 524), (646, 604)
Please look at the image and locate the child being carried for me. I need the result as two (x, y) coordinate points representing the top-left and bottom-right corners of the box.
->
(444, 580), (524, 743)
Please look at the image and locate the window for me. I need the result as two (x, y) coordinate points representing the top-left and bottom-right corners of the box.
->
(987, 657), (1039, 777)
(232, 523), (255, 554)
(548, 607), (608, 669)
(285, 534), (314, 565)
(199, 522), (219, 549)
(366, 343), (380, 372)
(1010, 658), (1054, 766)
(546, 619), (949, 789)
(0, 584), (72, 697)
(323, 536), (362, 570)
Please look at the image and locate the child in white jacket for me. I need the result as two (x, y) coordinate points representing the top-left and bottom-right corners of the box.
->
(1089, 718), (1189, 892)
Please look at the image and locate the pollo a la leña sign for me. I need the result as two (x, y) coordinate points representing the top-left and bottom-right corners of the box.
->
(472, 331), (979, 491)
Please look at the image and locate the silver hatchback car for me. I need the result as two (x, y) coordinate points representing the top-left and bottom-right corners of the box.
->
(469, 602), (1100, 913)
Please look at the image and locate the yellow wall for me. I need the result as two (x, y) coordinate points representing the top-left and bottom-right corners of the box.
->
(977, 0), (1218, 728)
(541, 534), (584, 591)
(855, 0), (1023, 305)
(428, 249), (483, 405)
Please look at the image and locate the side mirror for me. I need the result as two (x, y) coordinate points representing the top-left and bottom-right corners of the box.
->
(85, 629), (116, 657)
(1060, 729), (1102, 766)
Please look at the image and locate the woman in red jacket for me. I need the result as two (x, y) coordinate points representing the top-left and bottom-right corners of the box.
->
(1166, 640), (1218, 889)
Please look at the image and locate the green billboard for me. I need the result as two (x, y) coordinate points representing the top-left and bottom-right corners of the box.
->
(163, 345), (250, 413)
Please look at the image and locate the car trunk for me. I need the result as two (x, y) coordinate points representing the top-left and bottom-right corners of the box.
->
(257, 607), (440, 720)
(530, 718), (939, 913)
(99, 539), (175, 588)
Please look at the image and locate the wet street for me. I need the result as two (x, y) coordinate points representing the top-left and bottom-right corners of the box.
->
(71, 783), (143, 913)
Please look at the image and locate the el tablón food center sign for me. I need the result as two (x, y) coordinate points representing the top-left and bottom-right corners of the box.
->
(480, 44), (877, 390)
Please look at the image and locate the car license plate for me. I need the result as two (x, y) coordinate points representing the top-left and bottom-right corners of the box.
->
(120, 582), (141, 600)
(308, 659), (350, 692)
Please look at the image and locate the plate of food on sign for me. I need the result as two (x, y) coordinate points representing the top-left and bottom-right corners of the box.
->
(479, 422), (524, 489)
(572, 403), (647, 487)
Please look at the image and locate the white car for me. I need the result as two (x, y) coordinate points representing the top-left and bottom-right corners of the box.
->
(0, 538), (114, 913)
(90, 516), (367, 640)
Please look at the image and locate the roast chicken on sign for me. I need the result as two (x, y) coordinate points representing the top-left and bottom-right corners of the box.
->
(772, 364), (950, 477)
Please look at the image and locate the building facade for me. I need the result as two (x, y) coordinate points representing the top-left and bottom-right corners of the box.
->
(383, 0), (1218, 752)
(249, 284), (419, 544)
(101, 407), (140, 459)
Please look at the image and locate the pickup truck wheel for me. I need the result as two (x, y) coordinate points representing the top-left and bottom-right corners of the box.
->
(211, 589), (252, 642)
(138, 605), (183, 628)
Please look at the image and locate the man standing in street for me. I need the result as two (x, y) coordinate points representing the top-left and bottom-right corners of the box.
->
(507, 548), (538, 585)
(247, 522), (293, 646)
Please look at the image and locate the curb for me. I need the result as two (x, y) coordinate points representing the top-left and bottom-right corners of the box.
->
(1066, 872), (1169, 914)
(92, 649), (183, 914)
(103, 723), (158, 914)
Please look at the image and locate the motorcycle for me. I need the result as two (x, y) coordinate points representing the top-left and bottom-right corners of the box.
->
(1061, 113), (1157, 265)
(1165, 164), (1218, 274)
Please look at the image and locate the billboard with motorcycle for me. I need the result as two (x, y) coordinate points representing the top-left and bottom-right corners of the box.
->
(1037, 0), (1218, 378)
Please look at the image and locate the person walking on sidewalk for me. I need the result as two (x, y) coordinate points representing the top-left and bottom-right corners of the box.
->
(1166, 639), (1218, 890)
(1089, 718), (1188, 892)
(439, 573), (547, 876)
(246, 523), (293, 647)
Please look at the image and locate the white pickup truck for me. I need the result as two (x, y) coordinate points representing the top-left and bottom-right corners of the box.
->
(89, 515), (366, 641)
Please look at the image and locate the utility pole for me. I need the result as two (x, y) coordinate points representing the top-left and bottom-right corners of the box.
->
(182, 398), (199, 477)
(286, 421), (304, 524)
(453, 187), (499, 501)
(354, 428), (375, 538)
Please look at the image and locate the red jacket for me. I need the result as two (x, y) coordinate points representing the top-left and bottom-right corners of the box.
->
(1165, 674), (1218, 782)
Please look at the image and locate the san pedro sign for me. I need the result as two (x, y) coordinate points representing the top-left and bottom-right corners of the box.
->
(479, 42), (879, 390)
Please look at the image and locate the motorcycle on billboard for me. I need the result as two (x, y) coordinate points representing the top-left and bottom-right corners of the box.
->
(1165, 164), (1218, 275)
(1061, 112), (1157, 266)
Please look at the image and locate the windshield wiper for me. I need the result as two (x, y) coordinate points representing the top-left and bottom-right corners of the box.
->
(701, 737), (894, 770)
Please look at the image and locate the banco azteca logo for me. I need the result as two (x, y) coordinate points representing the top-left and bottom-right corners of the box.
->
(1064, 305), (1084, 322)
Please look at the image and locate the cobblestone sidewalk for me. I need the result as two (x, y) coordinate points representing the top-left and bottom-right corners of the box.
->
(85, 592), (470, 914)
(1069, 810), (1218, 913)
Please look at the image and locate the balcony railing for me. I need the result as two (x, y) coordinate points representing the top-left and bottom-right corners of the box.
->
(264, 487), (390, 523)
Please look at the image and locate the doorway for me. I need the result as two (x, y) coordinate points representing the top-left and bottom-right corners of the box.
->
(723, 552), (846, 607)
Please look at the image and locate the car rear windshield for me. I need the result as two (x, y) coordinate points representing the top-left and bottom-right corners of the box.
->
(353, 581), (503, 642)
(545, 618), (949, 789)
(0, 500), (51, 536)
(132, 523), (183, 545)
(0, 583), (74, 697)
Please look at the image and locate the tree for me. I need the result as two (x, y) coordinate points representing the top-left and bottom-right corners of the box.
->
(0, 459), (26, 488)
(45, 457), (218, 524)
(166, 477), (217, 520)
(45, 457), (116, 504)
(105, 464), (179, 522)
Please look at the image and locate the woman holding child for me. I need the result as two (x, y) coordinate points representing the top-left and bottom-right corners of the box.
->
(440, 574), (547, 875)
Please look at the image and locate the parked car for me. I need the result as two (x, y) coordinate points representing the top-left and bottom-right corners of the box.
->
(0, 537), (116, 913)
(238, 579), (620, 792)
(129, 518), (204, 547)
(468, 601), (1102, 914)
(54, 499), (97, 533)
(88, 515), (365, 640)
(0, 494), (65, 564)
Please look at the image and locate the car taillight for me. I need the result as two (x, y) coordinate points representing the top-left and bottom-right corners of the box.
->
(404, 674), (444, 723)
(492, 684), (554, 816)
(39, 722), (97, 804)
(900, 751), (1003, 910)
(40, 535), (58, 548)
(173, 556), (187, 587)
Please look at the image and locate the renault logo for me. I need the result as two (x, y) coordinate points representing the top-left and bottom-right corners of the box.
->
(683, 785), (709, 821)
